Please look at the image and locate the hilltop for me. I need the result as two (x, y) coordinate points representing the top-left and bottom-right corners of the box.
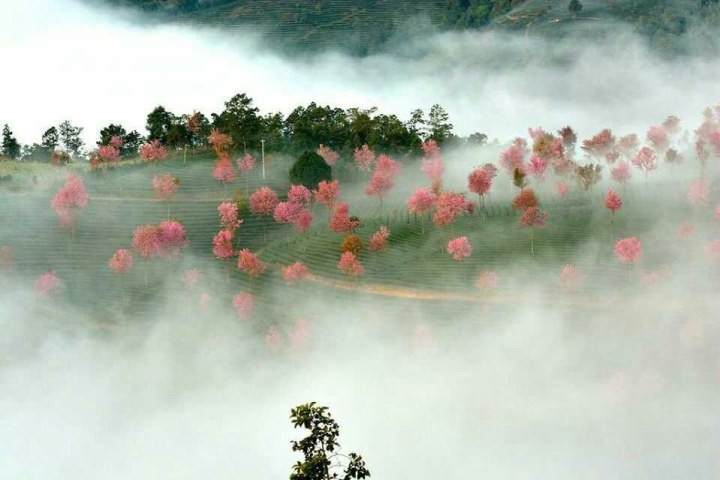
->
(90, 0), (720, 55)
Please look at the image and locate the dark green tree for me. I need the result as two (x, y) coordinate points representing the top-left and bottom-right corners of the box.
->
(41, 127), (59, 151)
(290, 151), (332, 189)
(284, 103), (351, 152)
(427, 104), (454, 145)
(98, 124), (144, 156)
(569, 0), (583, 14)
(259, 112), (286, 151)
(146, 106), (174, 144)
(211, 93), (262, 152)
(367, 114), (421, 155)
(2, 124), (22, 159)
(290, 402), (370, 480)
(58, 120), (84, 159)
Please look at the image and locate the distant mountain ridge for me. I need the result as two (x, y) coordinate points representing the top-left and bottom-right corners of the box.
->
(91, 0), (720, 55)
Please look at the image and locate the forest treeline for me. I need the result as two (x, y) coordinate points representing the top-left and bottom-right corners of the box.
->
(1, 93), (488, 163)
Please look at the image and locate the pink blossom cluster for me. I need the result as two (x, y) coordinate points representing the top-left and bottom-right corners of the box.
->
(132, 220), (188, 259)
(433, 191), (472, 227)
(313, 180), (340, 208)
(236, 153), (255, 172)
(604, 190), (622, 213)
(329, 202), (359, 233)
(368, 225), (389, 252)
(353, 144), (375, 171)
(218, 202), (242, 231)
(519, 207), (548, 228)
(611, 161), (632, 184)
(467, 164), (497, 197)
(212, 229), (235, 259)
(139, 140), (168, 162)
(407, 188), (437, 215)
(316, 144), (339, 165)
(250, 187), (279, 216)
(282, 261), (309, 285)
(338, 251), (364, 277)
(213, 156), (236, 184)
(232, 292), (254, 319)
(365, 154), (402, 200)
(153, 174), (180, 200)
(615, 236), (642, 264)
(447, 236), (472, 261)
(237, 249), (266, 277)
(108, 249), (133, 274)
(35, 271), (60, 295)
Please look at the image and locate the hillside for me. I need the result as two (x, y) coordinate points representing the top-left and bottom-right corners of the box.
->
(91, 0), (720, 55)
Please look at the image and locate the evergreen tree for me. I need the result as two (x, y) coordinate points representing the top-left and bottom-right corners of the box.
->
(427, 104), (454, 145)
(58, 120), (84, 159)
(569, 0), (583, 14)
(2, 124), (21, 159)
(41, 127), (59, 151)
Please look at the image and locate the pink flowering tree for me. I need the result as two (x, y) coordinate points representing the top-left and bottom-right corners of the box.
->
(369, 225), (389, 252)
(232, 292), (254, 320)
(555, 182), (570, 199)
(421, 139), (443, 191)
(526, 155), (548, 183)
(249, 186), (279, 241)
(365, 154), (402, 208)
(519, 207), (548, 256)
(467, 164), (497, 211)
(213, 155), (236, 188)
(208, 129), (232, 157)
(499, 138), (528, 175)
(139, 140), (168, 163)
(35, 271), (60, 296)
(288, 184), (312, 206)
(316, 144), (338, 166)
(632, 147), (657, 185)
(282, 261), (309, 286)
(329, 202), (359, 233)
(447, 236), (472, 261)
(338, 251), (364, 278)
(611, 161), (632, 186)
(605, 189), (622, 239)
(109, 249), (133, 298)
(237, 248), (266, 278)
(407, 188), (437, 233)
(157, 220), (188, 258)
(236, 153), (256, 196)
(647, 125), (669, 152)
(293, 209), (313, 233)
(353, 144), (375, 172)
(218, 201), (242, 232)
(615, 236), (642, 280)
(51, 175), (89, 249)
(212, 229), (235, 261)
(433, 191), (472, 232)
(687, 179), (708, 206)
(313, 179), (340, 220)
(581, 129), (615, 159)
(153, 174), (180, 218)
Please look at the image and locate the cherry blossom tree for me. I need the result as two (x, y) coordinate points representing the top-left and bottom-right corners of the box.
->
(35, 271), (60, 296)
(433, 191), (472, 229)
(157, 220), (188, 258)
(555, 182), (570, 198)
(353, 144), (375, 171)
(407, 188), (437, 232)
(109, 249), (133, 274)
(615, 236), (642, 265)
(611, 161), (632, 185)
(236, 153), (255, 196)
(153, 174), (180, 218)
(139, 140), (168, 163)
(282, 261), (309, 285)
(632, 147), (657, 184)
(288, 184), (312, 206)
(365, 154), (402, 207)
(338, 251), (364, 278)
(605, 189), (622, 238)
(232, 292), (254, 320)
(212, 229), (235, 260)
(511, 188), (538, 211)
(368, 225), (389, 252)
(526, 155), (548, 182)
(447, 236), (472, 261)
(581, 128), (615, 159)
(250, 186), (279, 241)
(293, 209), (313, 233)
(213, 155), (236, 186)
(51, 174), (89, 234)
(316, 144), (338, 166)
(237, 249), (266, 278)
(467, 164), (497, 210)
(519, 207), (548, 255)
(218, 201), (242, 232)
(209, 129), (232, 157)
(687, 179), (708, 205)
(646, 125), (669, 152)
(329, 202), (359, 233)
(499, 138), (528, 175)
(421, 139), (443, 190)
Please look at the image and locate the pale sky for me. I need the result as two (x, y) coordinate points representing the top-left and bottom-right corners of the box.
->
(1, 0), (718, 149)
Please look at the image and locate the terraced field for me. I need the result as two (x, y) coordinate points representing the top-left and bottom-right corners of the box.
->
(0, 152), (707, 327)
